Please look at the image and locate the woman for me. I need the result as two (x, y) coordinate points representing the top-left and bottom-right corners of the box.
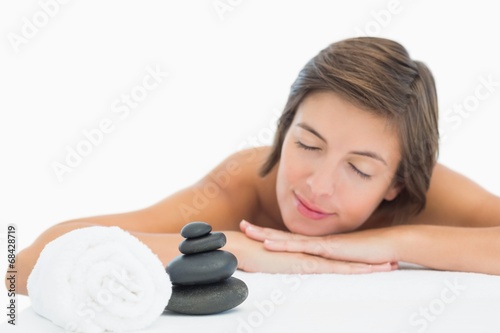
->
(12, 37), (500, 295)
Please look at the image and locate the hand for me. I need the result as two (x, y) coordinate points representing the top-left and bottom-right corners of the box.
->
(224, 222), (397, 274)
(240, 220), (399, 269)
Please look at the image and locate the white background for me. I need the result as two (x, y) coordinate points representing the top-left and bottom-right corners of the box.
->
(1, 0), (500, 317)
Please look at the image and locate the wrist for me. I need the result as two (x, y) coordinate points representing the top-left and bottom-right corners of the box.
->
(386, 224), (415, 263)
(222, 230), (243, 255)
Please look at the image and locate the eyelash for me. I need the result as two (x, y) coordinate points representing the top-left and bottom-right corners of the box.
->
(295, 141), (371, 180)
(295, 140), (319, 151)
(349, 163), (371, 180)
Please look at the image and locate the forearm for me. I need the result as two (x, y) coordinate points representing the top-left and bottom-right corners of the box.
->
(395, 224), (500, 275)
(8, 222), (184, 296)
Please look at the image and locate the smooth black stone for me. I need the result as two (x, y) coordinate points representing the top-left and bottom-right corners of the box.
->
(166, 250), (237, 285)
(165, 277), (249, 315)
(179, 232), (227, 254)
(181, 222), (212, 239)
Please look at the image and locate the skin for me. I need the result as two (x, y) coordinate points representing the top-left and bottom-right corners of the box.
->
(8, 91), (500, 296)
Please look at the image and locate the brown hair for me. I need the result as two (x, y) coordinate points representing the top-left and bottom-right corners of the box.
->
(260, 37), (439, 223)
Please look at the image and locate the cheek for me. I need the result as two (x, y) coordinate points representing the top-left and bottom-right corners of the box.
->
(344, 193), (375, 218)
(276, 142), (305, 217)
(337, 181), (390, 227)
(278, 141), (310, 190)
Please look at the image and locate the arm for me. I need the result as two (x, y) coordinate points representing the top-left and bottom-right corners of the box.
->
(395, 163), (500, 274)
(9, 149), (258, 296)
(225, 228), (396, 275)
(397, 224), (500, 274)
(256, 223), (500, 275)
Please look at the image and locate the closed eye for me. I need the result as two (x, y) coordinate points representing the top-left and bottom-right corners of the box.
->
(295, 141), (320, 151)
(349, 163), (371, 180)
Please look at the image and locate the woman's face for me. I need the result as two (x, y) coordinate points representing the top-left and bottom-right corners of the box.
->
(276, 91), (402, 236)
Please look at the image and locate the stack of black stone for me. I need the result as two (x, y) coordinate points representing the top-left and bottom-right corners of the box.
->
(165, 221), (249, 315)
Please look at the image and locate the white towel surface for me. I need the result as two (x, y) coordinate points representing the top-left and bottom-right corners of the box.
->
(26, 226), (171, 333)
(4, 264), (500, 332)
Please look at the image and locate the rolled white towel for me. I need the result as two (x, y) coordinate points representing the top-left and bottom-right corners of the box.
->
(27, 226), (171, 333)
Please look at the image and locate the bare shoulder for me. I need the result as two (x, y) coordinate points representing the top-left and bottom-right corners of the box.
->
(407, 163), (500, 227)
(207, 146), (272, 189)
(201, 146), (279, 224)
(139, 147), (274, 233)
(190, 146), (269, 222)
(210, 146), (283, 228)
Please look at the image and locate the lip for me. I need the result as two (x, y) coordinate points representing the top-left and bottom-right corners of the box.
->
(293, 192), (334, 220)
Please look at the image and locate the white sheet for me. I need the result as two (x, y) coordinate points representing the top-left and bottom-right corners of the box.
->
(3, 264), (500, 333)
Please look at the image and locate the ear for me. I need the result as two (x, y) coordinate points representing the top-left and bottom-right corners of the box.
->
(384, 182), (403, 201)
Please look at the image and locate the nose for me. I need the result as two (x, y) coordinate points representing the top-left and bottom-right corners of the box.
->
(305, 162), (337, 198)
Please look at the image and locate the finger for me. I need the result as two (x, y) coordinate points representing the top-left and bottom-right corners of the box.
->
(239, 220), (249, 233)
(244, 223), (296, 242)
(240, 220), (266, 236)
(368, 262), (394, 273)
(240, 220), (266, 238)
(239, 221), (267, 243)
(295, 257), (393, 275)
(347, 262), (391, 274)
(264, 238), (341, 259)
(267, 239), (398, 272)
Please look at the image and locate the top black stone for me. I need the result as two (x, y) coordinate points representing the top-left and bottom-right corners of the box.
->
(179, 232), (227, 254)
(180, 221), (212, 239)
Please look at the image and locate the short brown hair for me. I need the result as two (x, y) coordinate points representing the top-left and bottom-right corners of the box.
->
(260, 37), (439, 223)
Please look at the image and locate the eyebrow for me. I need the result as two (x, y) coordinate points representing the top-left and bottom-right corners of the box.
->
(349, 151), (387, 166)
(296, 122), (388, 166)
(296, 122), (327, 143)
